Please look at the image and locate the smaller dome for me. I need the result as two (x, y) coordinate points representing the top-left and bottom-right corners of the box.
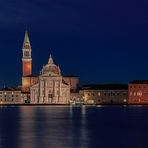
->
(41, 54), (61, 75)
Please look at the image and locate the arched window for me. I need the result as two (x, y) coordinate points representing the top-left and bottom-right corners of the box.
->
(24, 51), (29, 56)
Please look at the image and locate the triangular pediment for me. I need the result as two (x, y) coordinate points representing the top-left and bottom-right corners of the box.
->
(40, 71), (60, 77)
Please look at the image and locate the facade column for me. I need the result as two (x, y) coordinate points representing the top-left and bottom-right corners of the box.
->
(53, 80), (56, 103)
(30, 89), (33, 103)
(43, 80), (45, 103)
(34, 90), (36, 103)
(45, 80), (48, 103)
(30, 89), (35, 103)
(59, 80), (62, 103)
(34, 90), (36, 104)
(39, 80), (43, 103)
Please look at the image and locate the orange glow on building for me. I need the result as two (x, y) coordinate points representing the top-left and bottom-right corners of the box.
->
(22, 77), (31, 92)
(128, 81), (148, 104)
(23, 61), (32, 76)
(22, 78), (30, 87)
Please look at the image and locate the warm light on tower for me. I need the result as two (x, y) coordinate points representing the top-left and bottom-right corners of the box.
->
(23, 61), (32, 76)
(22, 30), (32, 91)
(22, 30), (32, 77)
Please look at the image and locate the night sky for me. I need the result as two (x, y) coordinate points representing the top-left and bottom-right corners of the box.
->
(0, 0), (148, 87)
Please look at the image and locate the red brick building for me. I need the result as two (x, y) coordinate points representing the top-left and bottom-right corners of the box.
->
(128, 80), (148, 104)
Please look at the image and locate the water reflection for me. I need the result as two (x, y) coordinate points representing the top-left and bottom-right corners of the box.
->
(1, 106), (148, 148)
(69, 106), (89, 147)
(0, 106), (21, 148)
(18, 106), (89, 148)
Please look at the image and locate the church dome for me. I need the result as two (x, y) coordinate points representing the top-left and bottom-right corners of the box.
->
(41, 54), (61, 75)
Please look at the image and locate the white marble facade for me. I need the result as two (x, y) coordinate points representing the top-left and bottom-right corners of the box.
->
(30, 55), (70, 104)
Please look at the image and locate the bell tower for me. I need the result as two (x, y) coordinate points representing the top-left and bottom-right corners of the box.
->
(22, 30), (32, 76)
(22, 30), (32, 92)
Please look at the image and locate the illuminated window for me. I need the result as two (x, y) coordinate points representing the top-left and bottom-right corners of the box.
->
(134, 92), (136, 96)
(123, 99), (127, 102)
(137, 91), (142, 96)
(130, 92), (132, 96)
(98, 92), (100, 96)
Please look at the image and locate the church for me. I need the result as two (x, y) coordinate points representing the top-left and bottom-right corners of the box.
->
(21, 31), (79, 104)
(30, 55), (70, 104)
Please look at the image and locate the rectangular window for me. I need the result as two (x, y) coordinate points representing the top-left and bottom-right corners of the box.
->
(98, 92), (100, 96)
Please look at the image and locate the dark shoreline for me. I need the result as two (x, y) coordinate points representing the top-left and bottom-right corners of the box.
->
(0, 104), (148, 106)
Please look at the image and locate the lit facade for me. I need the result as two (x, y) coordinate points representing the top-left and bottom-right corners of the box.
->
(20, 31), (79, 104)
(0, 87), (23, 104)
(80, 84), (128, 104)
(22, 31), (32, 92)
(63, 76), (79, 92)
(30, 55), (70, 104)
(128, 80), (148, 104)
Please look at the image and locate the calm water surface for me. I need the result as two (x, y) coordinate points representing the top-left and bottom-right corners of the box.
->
(0, 105), (148, 148)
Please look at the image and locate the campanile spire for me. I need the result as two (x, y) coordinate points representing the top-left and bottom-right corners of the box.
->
(22, 30), (32, 77)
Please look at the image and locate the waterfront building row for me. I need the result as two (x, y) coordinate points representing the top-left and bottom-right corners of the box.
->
(80, 80), (148, 105)
(1, 80), (148, 105)
(1, 31), (148, 105)
(0, 87), (23, 104)
(80, 84), (128, 105)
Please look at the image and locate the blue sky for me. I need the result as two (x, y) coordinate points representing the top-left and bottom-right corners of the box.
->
(0, 0), (148, 86)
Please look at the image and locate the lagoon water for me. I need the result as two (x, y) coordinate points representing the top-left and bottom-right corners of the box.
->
(0, 105), (148, 148)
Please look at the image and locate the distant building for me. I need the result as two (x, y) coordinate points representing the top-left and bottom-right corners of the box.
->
(30, 55), (70, 104)
(128, 80), (148, 104)
(63, 76), (79, 92)
(22, 31), (33, 92)
(80, 84), (128, 104)
(21, 31), (79, 104)
(0, 87), (23, 104)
